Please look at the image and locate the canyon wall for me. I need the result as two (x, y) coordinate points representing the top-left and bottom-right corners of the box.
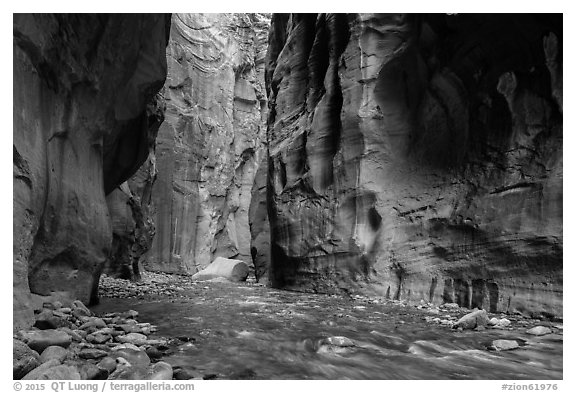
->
(104, 154), (158, 280)
(142, 13), (270, 279)
(13, 14), (171, 330)
(266, 14), (563, 317)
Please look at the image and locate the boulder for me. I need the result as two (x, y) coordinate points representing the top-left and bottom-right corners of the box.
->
(13, 339), (40, 379)
(145, 346), (163, 359)
(34, 309), (73, 330)
(78, 363), (108, 380)
(108, 358), (147, 380)
(316, 336), (356, 355)
(192, 257), (250, 282)
(452, 310), (489, 330)
(97, 357), (118, 374)
(526, 326), (552, 336)
(19, 329), (72, 353)
(109, 348), (151, 369)
(22, 359), (81, 380)
(39, 346), (69, 363)
(78, 317), (107, 331)
(86, 332), (112, 344)
(32, 365), (81, 380)
(173, 367), (197, 380)
(116, 332), (148, 346)
(111, 343), (141, 352)
(145, 361), (173, 380)
(321, 336), (355, 347)
(21, 359), (60, 379)
(71, 300), (92, 318)
(79, 348), (109, 360)
(491, 339), (520, 351)
(494, 318), (512, 329)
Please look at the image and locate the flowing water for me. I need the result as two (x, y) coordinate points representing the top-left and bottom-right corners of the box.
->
(92, 280), (562, 380)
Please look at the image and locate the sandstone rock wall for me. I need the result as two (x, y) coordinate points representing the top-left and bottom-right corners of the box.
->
(104, 151), (158, 280)
(143, 14), (270, 276)
(13, 14), (171, 330)
(265, 14), (562, 317)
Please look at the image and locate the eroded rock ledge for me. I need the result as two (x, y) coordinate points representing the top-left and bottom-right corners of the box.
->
(265, 14), (562, 317)
(13, 14), (171, 330)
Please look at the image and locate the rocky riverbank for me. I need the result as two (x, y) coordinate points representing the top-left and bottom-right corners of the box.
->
(13, 296), (205, 380)
(98, 270), (260, 299)
(98, 271), (193, 300)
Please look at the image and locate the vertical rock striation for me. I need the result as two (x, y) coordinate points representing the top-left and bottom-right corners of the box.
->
(143, 14), (270, 277)
(13, 14), (171, 330)
(266, 14), (562, 317)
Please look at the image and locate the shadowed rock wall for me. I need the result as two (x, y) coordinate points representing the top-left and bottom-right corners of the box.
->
(266, 14), (562, 317)
(13, 14), (171, 330)
(143, 14), (270, 277)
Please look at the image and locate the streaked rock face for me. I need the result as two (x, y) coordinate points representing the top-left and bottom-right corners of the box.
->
(13, 14), (170, 330)
(266, 14), (562, 317)
(143, 14), (270, 276)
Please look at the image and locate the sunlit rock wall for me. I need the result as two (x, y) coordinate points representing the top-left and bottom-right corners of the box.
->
(143, 14), (270, 278)
(266, 14), (562, 317)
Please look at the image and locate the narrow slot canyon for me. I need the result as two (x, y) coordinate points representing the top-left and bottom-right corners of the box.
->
(13, 13), (563, 381)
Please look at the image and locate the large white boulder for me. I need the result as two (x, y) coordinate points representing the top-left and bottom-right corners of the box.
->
(192, 257), (250, 282)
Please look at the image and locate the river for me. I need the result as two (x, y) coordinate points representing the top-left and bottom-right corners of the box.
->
(91, 280), (562, 380)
